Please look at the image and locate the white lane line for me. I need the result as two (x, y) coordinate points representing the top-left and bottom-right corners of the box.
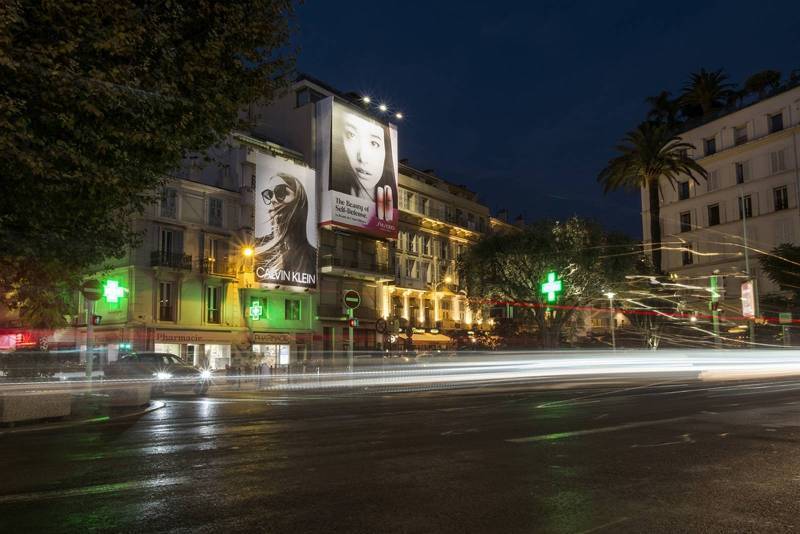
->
(506, 416), (690, 443)
(0, 476), (188, 505)
(576, 516), (631, 533)
(535, 381), (669, 408)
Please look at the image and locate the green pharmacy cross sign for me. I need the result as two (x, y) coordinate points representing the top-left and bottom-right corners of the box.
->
(250, 300), (263, 320)
(103, 280), (127, 303)
(540, 271), (563, 303)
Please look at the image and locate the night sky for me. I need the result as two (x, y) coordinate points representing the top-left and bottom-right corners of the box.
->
(296, 1), (800, 238)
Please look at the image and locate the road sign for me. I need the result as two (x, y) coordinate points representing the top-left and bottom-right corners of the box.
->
(376, 318), (387, 333)
(81, 279), (102, 301)
(741, 280), (755, 318)
(343, 290), (361, 310)
(540, 271), (563, 303)
(779, 312), (792, 325)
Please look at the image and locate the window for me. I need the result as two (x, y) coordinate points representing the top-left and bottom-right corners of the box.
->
(420, 197), (429, 215)
(161, 187), (177, 218)
(677, 148), (689, 159)
(422, 235), (432, 256)
(285, 299), (301, 321)
(769, 113), (784, 133)
(707, 204), (720, 226)
(706, 170), (719, 191)
(704, 137), (716, 156)
(735, 162), (747, 184)
(206, 286), (221, 324)
(678, 181), (690, 200)
(770, 150), (787, 174)
(734, 125), (748, 146)
(774, 186), (789, 211)
(160, 228), (175, 253)
(158, 282), (174, 321)
(775, 220), (795, 245)
(738, 195), (752, 219)
(401, 190), (414, 211)
(422, 262), (432, 283)
(208, 198), (223, 227)
(679, 211), (692, 233)
(405, 259), (417, 278)
(682, 244), (694, 266)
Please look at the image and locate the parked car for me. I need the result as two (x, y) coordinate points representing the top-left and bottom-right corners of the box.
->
(105, 352), (211, 395)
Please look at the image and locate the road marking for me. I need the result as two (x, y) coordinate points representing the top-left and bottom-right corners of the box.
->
(535, 381), (672, 408)
(0, 476), (187, 505)
(631, 433), (694, 448)
(576, 517), (630, 533)
(506, 416), (689, 443)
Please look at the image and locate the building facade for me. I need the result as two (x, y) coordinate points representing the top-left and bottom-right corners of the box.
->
(27, 75), (501, 363)
(641, 84), (800, 317)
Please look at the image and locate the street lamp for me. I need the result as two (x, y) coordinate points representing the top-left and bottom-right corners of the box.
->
(604, 291), (616, 351)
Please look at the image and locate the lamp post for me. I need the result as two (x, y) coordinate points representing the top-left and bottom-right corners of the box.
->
(604, 291), (616, 351)
(431, 275), (453, 327)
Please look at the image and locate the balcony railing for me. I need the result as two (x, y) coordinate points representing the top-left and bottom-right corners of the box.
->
(320, 255), (393, 276)
(150, 250), (192, 270)
(200, 258), (237, 277)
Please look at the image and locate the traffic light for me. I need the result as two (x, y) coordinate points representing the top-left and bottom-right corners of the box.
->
(91, 314), (102, 325)
(348, 318), (359, 328)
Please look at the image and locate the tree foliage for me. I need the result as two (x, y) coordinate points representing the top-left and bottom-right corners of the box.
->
(744, 70), (782, 99)
(0, 0), (295, 327)
(598, 122), (707, 273)
(760, 244), (800, 304)
(457, 218), (639, 348)
(681, 68), (733, 116)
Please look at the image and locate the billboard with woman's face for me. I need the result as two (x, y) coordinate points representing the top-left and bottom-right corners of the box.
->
(316, 97), (398, 239)
(253, 152), (318, 288)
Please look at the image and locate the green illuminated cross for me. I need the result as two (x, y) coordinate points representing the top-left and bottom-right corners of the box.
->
(103, 280), (127, 303)
(540, 271), (562, 303)
(250, 300), (263, 320)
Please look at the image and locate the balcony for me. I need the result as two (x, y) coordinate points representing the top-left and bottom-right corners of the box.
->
(200, 258), (237, 278)
(319, 254), (394, 282)
(150, 250), (192, 270)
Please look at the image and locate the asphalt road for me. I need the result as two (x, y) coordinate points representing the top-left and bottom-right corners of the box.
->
(2, 374), (800, 533)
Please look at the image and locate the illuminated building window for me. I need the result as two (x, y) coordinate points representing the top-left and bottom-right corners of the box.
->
(285, 299), (301, 321)
(208, 198), (223, 227)
(206, 286), (221, 324)
(161, 187), (177, 218)
(158, 282), (175, 321)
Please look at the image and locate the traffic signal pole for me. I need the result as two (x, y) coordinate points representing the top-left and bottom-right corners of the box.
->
(86, 299), (94, 380)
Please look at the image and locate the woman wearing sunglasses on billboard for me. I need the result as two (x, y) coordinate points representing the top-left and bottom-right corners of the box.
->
(332, 109), (397, 222)
(255, 173), (316, 285)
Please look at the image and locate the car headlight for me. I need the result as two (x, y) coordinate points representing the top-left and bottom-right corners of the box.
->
(153, 371), (173, 380)
(199, 369), (212, 380)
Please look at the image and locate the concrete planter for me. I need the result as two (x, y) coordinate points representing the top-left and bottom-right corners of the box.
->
(0, 392), (72, 423)
(104, 385), (152, 408)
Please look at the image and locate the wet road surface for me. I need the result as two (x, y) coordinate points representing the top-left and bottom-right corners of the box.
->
(2, 376), (800, 533)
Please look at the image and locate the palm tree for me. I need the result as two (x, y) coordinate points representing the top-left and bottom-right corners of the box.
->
(598, 122), (708, 273)
(681, 68), (733, 116)
(744, 70), (782, 99)
(645, 90), (681, 127)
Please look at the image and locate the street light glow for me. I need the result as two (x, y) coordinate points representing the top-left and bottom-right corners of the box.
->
(379, 104), (388, 112)
(242, 246), (254, 257)
(362, 96), (371, 104)
(395, 112), (403, 119)
(444, 275), (452, 284)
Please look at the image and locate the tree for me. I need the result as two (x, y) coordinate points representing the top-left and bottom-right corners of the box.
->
(760, 243), (800, 304)
(0, 0), (295, 327)
(598, 122), (707, 273)
(645, 90), (681, 127)
(457, 218), (638, 349)
(743, 70), (782, 99)
(681, 68), (733, 116)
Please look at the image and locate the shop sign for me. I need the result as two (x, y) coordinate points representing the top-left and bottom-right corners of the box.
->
(411, 327), (426, 334)
(155, 330), (237, 344)
(428, 328), (440, 334)
(741, 280), (755, 318)
(252, 332), (293, 344)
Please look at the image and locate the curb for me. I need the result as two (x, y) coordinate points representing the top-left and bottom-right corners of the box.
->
(0, 401), (166, 436)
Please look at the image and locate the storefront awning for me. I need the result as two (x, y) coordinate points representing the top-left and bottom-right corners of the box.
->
(411, 333), (453, 344)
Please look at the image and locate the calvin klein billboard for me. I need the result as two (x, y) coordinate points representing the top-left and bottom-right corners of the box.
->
(317, 97), (399, 239)
(253, 152), (318, 288)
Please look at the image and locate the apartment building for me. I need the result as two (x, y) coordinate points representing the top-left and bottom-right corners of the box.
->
(642, 84), (800, 315)
(383, 165), (490, 348)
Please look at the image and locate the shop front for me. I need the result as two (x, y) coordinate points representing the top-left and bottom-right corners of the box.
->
(152, 328), (247, 370)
